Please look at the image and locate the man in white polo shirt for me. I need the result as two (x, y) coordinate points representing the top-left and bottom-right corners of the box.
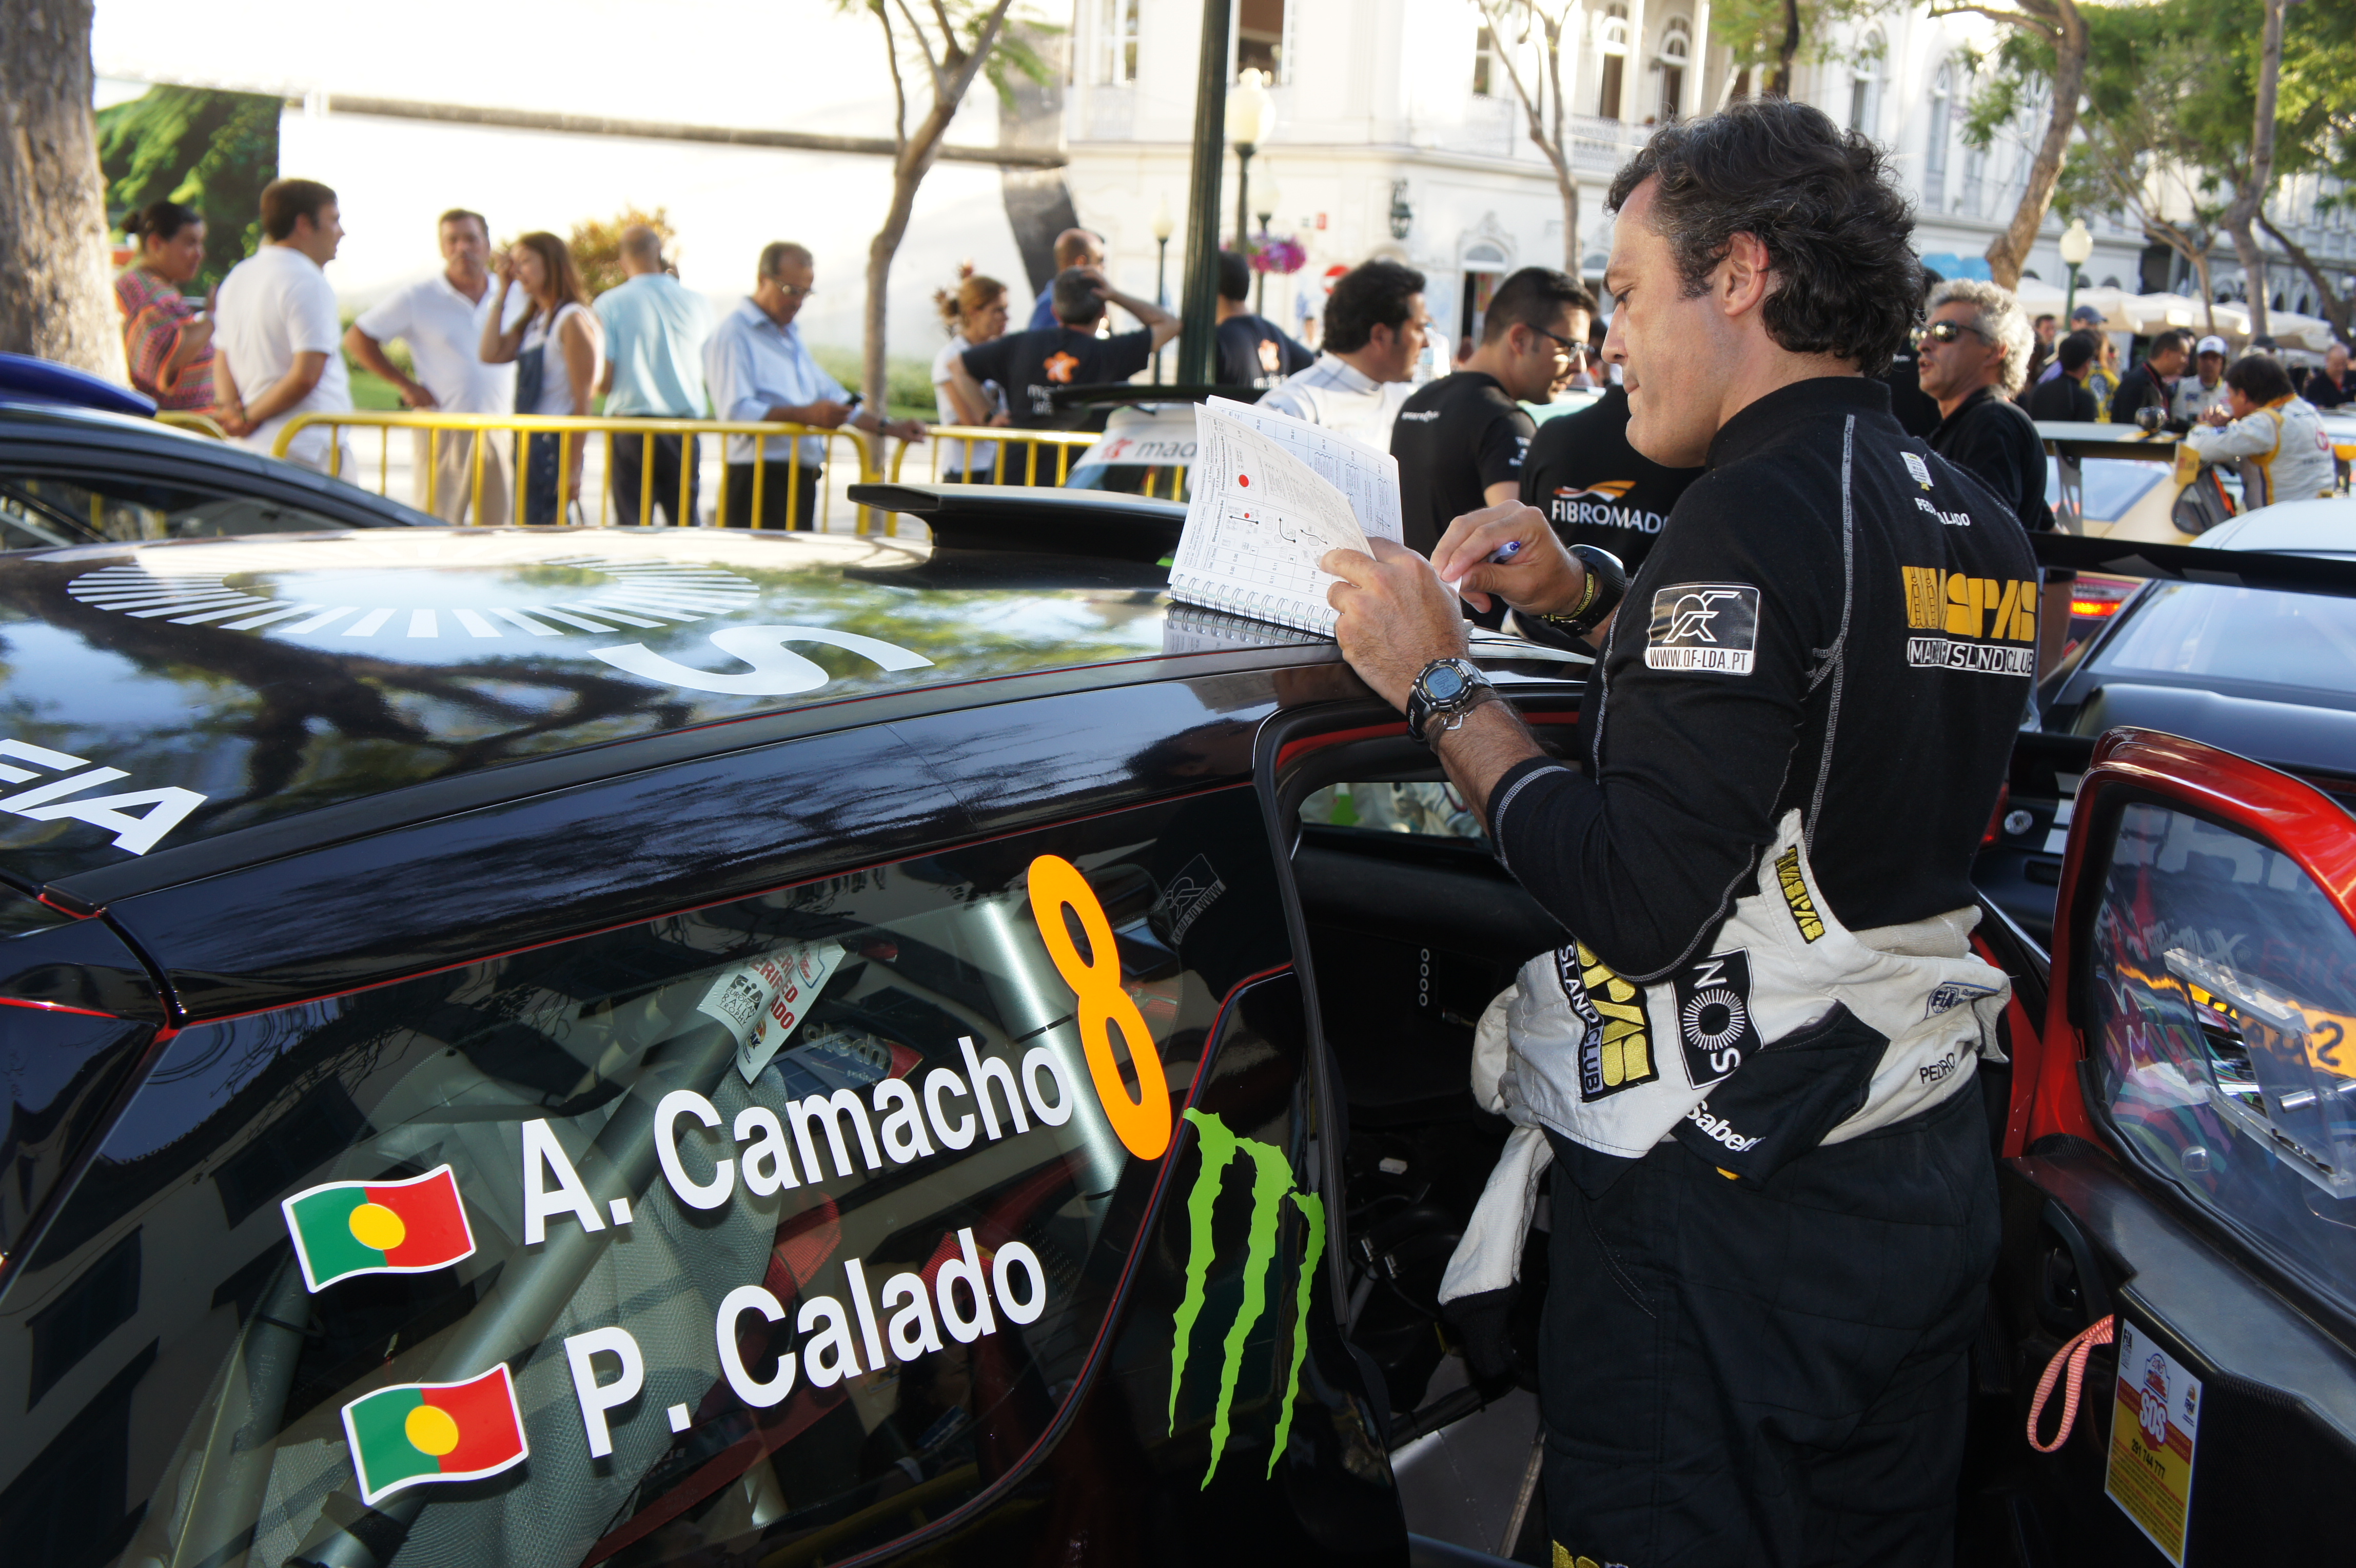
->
(1259, 258), (1429, 449)
(346, 209), (529, 524)
(213, 178), (354, 475)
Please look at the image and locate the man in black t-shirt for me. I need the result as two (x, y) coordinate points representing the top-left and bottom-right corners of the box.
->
(2024, 331), (2099, 422)
(2107, 329), (2188, 426)
(949, 266), (1177, 433)
(1391, 266), (1595, 556)
(1213, 249), (1314, 389)
(1520, 384), (1701, 578)
(1322, 100), (2032, 1567)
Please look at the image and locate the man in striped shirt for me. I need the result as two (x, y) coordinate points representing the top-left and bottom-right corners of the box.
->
(1259, 259), (1430, 450)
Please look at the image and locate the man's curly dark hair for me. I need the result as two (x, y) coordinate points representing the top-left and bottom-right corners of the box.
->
(1606, 98), (1920, 376)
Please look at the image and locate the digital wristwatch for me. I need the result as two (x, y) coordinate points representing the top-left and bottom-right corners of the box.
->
(1405, 657), (1499, 748)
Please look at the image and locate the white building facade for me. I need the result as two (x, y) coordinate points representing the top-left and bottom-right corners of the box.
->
(1062, 0), (2351, 349)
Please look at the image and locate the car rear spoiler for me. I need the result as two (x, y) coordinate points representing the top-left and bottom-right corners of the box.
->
(847, 482), (1183, 562)
(2034, 532), (2356, 599)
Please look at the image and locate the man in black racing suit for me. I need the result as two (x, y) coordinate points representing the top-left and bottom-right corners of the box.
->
(1321, 100), (2034, 1566)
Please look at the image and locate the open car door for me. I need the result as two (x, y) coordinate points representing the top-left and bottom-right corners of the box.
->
(1988, 726), (2356, 1564)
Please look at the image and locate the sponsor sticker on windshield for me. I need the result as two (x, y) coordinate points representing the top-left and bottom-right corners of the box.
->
(698, 940), (849, 1083)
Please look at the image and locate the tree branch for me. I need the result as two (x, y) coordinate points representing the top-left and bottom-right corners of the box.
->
(1924, 3), (2059, 41)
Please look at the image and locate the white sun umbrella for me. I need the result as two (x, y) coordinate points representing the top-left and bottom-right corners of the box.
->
(2124, 292), (2207, 335)
(2264, 310), (2339, 351)
(2205, 300), (2255, 343)
(2010, 276), (2069, 313)
(2056, 285), (2138, 331)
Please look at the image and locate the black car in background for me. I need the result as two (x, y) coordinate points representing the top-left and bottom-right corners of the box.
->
(0, 396), (426, 551)
(1976, 498), (2356, 944)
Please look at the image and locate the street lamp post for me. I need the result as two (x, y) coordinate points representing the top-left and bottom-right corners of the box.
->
(1253, 177), (1280, 318)
(1151, 195), (1175, 383)
(2060, 218), (2094, 330)
(1226, 69), (1273, 256)
(1174, 0), (1235, 385)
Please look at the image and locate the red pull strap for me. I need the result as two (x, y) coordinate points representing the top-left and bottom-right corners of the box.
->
(2026, 1314), (2116, 1454)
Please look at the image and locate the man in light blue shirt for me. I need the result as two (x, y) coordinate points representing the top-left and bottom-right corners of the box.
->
(595, 225), (713, 525)
(1026, 228), (1104, 330)
(704, 241), (926, 529)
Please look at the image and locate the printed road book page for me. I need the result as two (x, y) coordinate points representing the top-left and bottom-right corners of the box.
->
(1169, 399), (1380, 634)
(1203, 396), (1405, 544)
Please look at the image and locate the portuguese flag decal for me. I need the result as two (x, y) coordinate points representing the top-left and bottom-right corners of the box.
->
(340, 1364), (529, 1505)
(282, 1165), (477, 1292)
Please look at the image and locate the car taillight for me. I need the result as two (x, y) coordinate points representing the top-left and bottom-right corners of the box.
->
(2068, 597), (2125, 619)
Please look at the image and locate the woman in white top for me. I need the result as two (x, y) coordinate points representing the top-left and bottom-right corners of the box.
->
(930, 274), (1011, 482)
(481, 231), (601, 524)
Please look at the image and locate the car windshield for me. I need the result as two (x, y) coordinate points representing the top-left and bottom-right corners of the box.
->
(2097, 580), (2356, 699)
(1063, 463), (1191, 502)
(2045, 457), (2169, 523)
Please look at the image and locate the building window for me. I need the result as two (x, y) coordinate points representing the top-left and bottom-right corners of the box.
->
(1848, 31), (1884, 136)
(1100, 0), (1140, 85)
(1474, 24), (1501, 97)
(1238, 0), (1287, 83)
(1597, 4), (1631, 121)
(1657, 19), (1691, 123)
(1925, 66), (1952, 204)
(1961, 145), (1986, 217)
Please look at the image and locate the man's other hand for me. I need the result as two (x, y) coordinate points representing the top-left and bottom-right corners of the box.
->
(1321, 537), (1471, 710)
(399, 381), (440, 410)
(1429, 503), (1586, 616)
(884, 417), (927, 443)
(803, 400), (852, 429)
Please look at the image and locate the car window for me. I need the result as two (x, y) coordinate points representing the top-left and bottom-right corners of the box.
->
(0, 789), (1285, 1568)
(2096, 582), (2356, 699)
(2044, 456), (2169, 523)
(2091, 801), (2356, 1320)
(0, 469), (365, 548)
(1063, 463), (1194, 502)
(1300, 782), (1487, 842)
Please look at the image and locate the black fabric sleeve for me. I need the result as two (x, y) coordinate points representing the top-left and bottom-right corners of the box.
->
(961, 336), (1016, 385)
(1104, 328), (1155, 384)
(2106, 370), (2149, 425)
(1476, 405), (1537, 492)
(1485, 468), (1840, 978)
(1943, 410), (2036, 530)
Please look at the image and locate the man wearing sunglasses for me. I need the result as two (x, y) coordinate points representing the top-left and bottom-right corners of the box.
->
(1390, 267), (1595, 561)
(1917, 279), (2070, 674)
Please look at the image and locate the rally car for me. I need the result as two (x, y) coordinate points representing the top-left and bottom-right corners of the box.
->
(2, 486), (2353, 1568)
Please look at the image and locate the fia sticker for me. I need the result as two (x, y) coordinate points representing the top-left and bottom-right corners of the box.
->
(1902, 450), (1935, 488)
(696, 940), (849, 1083)
(2105, 1318), (2201, 1565)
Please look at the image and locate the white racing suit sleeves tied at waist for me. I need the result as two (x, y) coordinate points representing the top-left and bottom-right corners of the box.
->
(1438, 808), (2011, 1307)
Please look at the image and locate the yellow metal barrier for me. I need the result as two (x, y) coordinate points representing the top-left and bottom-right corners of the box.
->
(272, 409), (891, 532)
(895, 425), (1102, 487)
(155, 410), (229, 440)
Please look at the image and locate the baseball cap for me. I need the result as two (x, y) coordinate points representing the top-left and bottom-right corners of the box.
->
(2070, 305), (2104, 324)
(2195, 335), (2228, 357)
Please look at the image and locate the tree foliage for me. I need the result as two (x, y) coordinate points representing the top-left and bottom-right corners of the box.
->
(95, 86), (279, 293)
(565, 206), (680, 298)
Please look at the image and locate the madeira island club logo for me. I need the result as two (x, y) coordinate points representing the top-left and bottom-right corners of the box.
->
(341, 1365), (530, 1505)
(282, 1164), (478, 1290)
(1168, 1108), (1326, 1484)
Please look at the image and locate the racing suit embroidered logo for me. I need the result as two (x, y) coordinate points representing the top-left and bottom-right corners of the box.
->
(1772, 846), (1827, 942)
(1169, 1108), (1327, 1485)
(1899, 567), (2038, 676)
(1685, 1101), (1764, 1153)
(1902, 450), (1935, 488)
(1645, 582), (1759, 674)
(1925, 979), (1997, 1017)
(1559, 943), (1657, 1099)
(1674, 950), (1760, 1088)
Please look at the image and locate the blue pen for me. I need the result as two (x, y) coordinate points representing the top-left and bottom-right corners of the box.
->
(1487, 539), (1524, 565)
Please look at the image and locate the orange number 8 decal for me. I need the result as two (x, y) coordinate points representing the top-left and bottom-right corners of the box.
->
(1027, 854), (1172, 1160)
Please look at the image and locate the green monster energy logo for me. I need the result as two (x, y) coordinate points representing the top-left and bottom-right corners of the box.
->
(1166, 1107), (1328, 1485)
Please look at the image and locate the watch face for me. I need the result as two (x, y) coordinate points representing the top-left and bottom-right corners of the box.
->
(1426, 664), (1467, 701)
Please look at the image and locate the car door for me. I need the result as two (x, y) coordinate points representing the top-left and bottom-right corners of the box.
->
(0, 713), (1399, 1568)
(1988, 726), (2356, 1565)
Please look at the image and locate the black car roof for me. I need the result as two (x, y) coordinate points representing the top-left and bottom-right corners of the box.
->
(0, 525), (1333, 890)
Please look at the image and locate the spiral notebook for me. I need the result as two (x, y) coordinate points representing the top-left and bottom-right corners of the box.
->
(1167, 398), (1405, 635)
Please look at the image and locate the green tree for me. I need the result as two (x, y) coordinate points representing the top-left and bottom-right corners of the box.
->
(1468, 0), (1584, 271)
(95, 85), (280, 293)
(0, 0), (119, 376)
(834, 0), (1052, 423)
(1941, 0), (2091, 288)
(566, 206), (680, 298)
